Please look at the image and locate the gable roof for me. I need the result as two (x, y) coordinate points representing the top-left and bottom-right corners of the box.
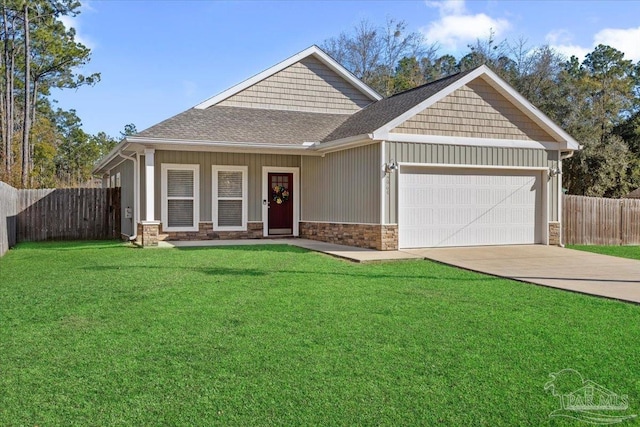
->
(135, 106), (349, 145)
(194, 45), (382, 110)
(322, 65), (580, 150)
(322, 68), (477, 142)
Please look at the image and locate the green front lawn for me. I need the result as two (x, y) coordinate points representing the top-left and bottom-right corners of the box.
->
(569, 244), (640, 261)
(1, 241), (639, 425)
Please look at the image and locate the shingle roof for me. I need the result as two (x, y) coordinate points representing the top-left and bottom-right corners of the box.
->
(625, 188), (640, 199)
(135, 68), (479, 146)
(136, 106), (351, 145)
(321, 68), (478, 142)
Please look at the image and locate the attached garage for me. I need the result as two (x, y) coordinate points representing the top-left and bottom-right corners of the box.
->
(398, 166), (546, 248)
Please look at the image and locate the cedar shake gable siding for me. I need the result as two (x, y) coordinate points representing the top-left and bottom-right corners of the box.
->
(218, 56), (373, 114)
(322, 69), (477, 142)
(391, 78), (560, 142)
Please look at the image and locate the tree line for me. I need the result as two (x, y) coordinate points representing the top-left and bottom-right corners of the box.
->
(0, 0), (125, 189)
(322, 20), (640, 198)
(2, 10), (639, 196)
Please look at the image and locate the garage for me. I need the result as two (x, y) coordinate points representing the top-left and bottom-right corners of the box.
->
(398, 166), (544, 248)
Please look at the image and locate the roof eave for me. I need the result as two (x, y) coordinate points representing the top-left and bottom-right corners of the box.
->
(92, 139), (131, 174)
(313, 134), (375, 153)
(371, 64), (581, 151)
(123, 136), (325, 156)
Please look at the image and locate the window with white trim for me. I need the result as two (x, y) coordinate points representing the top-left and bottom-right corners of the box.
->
(212, 165), (247, 231)
(161, 164), (200, 232)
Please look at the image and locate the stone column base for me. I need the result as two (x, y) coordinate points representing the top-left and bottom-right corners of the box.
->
(548, 221), (561, 246)
(139, 221), (160, 247)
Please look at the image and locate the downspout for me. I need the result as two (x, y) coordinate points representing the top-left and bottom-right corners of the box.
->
(116, 151), (139, 242)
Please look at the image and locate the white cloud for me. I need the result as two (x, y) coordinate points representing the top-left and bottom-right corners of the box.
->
(425, 0), (466, 15)
(594, 27), (640, 62)
(59, 5), (95, 50)
(422, 0), (511, 51)
(545, 30), (590, 61)
(545, 26), (640, 62)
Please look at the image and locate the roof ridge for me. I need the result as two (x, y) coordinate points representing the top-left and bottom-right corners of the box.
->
(387, 66), (481, 99)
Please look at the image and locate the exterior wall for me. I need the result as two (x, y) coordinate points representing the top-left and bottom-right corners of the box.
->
(385, 142), (557, 224)
(110, 160), (134, 237)
(300, 222), (398, 250)
(301, 143), (381, 224)
(218, 56), (372, 114)
(392, 79), (559, 142)
(153, 151), (300, 223)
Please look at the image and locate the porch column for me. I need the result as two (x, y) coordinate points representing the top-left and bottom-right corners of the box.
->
(144, 148), (155, 221)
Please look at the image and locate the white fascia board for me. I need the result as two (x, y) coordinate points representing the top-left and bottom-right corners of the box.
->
(312, 134), (374, 153)
(92, 140), (131, 174)
(385, 133), (566, 150)
(124, 137), (324, 156)
(476, 67), (580, 150)
(194, 45), (381, 110)
(374, 65), (580, 151)
(309, 46), (382, 101)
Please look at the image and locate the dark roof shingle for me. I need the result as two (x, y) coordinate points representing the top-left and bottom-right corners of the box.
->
(136, 106), (351, 145)
(321, 68), (476, 142)
(625, 188), (640, 199)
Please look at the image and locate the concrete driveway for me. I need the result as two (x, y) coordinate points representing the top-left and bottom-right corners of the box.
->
(405, 245), (640, 304)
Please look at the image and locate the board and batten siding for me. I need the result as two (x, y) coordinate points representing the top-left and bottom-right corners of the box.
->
(218, 56), (372, 114)
(392, 79), (560, 143)
(301, 143), (380, 224)
(110, 159), (135, 236)
(385, 142), (559, 223)
(150, 151), (300, 223)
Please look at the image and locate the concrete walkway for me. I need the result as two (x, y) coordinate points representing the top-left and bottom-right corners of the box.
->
(161, 238), (423, 262)
(158, 239), (640, 303)
(406, 245), (640, 304)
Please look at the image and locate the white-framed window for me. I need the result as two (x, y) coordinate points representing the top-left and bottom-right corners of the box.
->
(161, 163), (200, 232)
(110, 175), (116, 188)
(212, 165), (247, 231)
(115, 172), (121, 188)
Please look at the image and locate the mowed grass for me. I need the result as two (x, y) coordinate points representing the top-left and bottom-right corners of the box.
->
(569, 244), (640, 261)
(1, 241), (639, 426)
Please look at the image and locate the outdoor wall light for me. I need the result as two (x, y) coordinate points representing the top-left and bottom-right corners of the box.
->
(549, 166), (562, 177)
(384, 160), (398, 174)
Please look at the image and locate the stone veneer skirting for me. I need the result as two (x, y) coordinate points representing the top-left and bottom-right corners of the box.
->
(300, 221), (398, 251)
(548, 221), (561, 246)
(135, 222), (264, 246)
(160, 222), (263, 241)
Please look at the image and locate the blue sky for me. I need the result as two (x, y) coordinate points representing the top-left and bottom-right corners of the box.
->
(52, 0), (640, 138)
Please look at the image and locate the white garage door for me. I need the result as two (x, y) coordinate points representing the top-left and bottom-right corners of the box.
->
(398, 167), (542, 248)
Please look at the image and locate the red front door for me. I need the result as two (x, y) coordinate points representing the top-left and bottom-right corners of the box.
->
(268, 173), (293, 235)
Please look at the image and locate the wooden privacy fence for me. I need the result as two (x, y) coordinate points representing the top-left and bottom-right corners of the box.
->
(563, 195), (640, 245)
(0, 182), (121, 256)
(0, 181), (18, 257)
